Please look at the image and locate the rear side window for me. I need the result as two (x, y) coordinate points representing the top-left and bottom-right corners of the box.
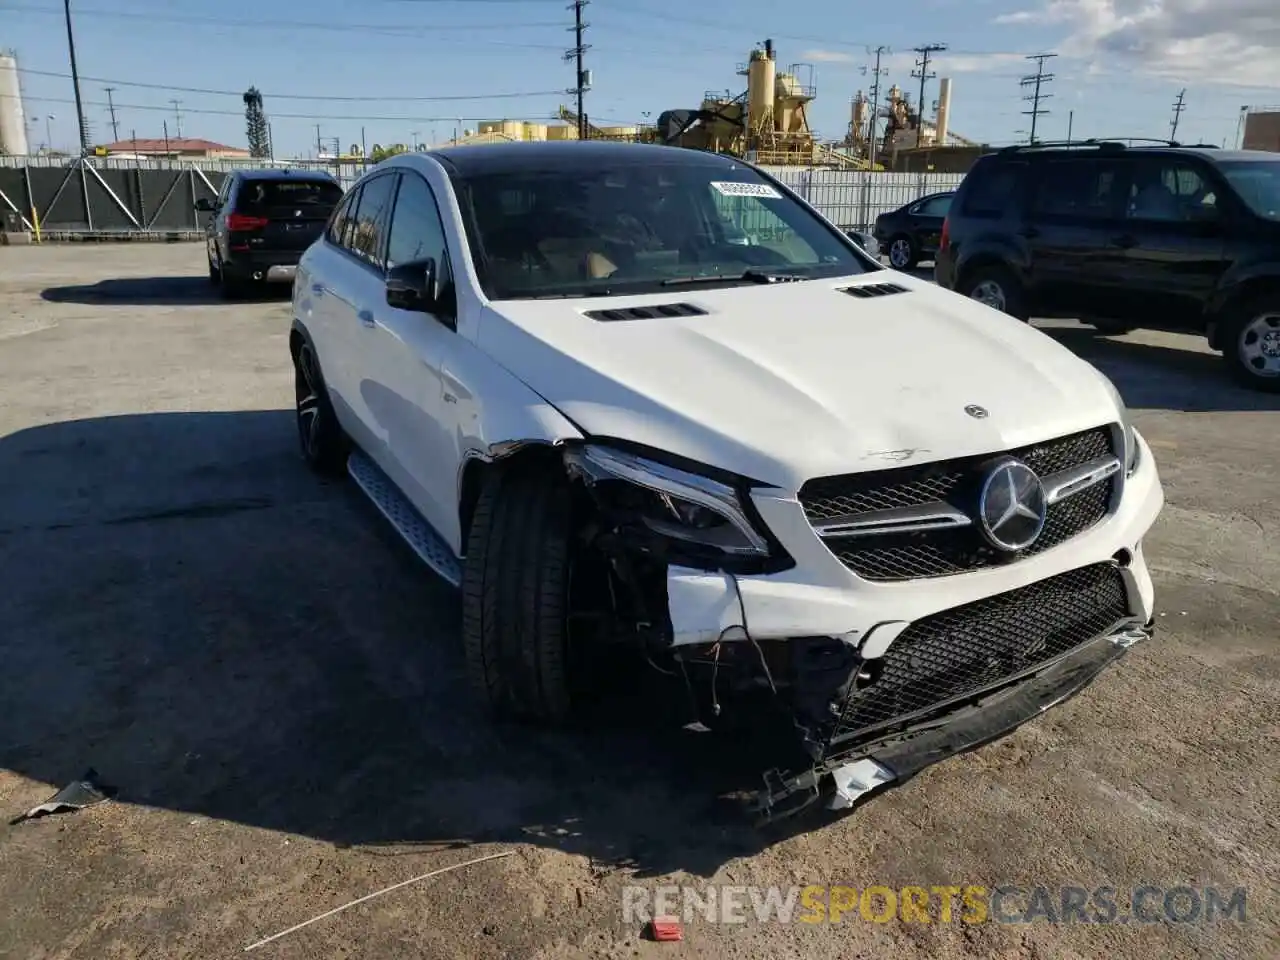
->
(326, 188), (358, 246)
(915, 194), (953, 217)
(1032, 159), (1125, 220)
(960, 161), (1026, 218)
(347, 173), (398, 268)
(236, 178), (343, 214)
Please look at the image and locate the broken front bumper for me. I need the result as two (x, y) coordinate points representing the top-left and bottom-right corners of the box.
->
(757, 617), (1153, 820)
(662, 431), (1163, 821)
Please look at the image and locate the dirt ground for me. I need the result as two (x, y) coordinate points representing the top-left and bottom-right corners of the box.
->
(0, 243), (1276, 960)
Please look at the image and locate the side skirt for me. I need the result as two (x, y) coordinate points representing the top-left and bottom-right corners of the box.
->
(347, 449), (463, 588)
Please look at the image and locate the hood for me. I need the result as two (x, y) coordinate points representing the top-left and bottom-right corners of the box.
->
(476, 273), (1121, 491)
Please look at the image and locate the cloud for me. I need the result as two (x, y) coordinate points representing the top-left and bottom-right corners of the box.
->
(991, 0), (1280, 88)
(882, 51), (1028, 74)
(800, 49), (856, 63)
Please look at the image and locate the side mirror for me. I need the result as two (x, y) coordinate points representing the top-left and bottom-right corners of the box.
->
(386, 258), (439, 313)
(194, 198), (215, 213)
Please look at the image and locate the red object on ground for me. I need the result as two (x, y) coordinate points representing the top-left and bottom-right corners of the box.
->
(649, 918), (683, 942)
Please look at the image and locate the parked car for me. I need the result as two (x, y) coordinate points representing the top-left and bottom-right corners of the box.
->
(197, 169), (344, 298)
(873, 191), (954, 269)
(290, 141), (1163, 819)
(935, 142), (1280, 391)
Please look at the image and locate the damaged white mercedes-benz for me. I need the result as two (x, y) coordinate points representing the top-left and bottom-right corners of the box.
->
(290, 141), (1164, 821)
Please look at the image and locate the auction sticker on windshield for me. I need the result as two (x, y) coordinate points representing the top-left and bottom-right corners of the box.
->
(711, 181), (782, 199)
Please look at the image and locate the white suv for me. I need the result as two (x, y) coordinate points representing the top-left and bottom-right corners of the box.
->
(290, 142), (1163, 819)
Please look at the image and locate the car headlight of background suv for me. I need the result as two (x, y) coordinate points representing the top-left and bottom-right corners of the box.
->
(566, 445), (783, 566)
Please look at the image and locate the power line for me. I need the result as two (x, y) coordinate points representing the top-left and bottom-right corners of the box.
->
(3, 91), (565, 124)
(1020, 52), (1057, 144)
(563, 0), (590, 137)
(911, 42), (946, 148)
(16, 67), (567, 102)
(1170, 88), (1186, 140)
(866, 45), (889, 170)
(0, 1), (567, 31)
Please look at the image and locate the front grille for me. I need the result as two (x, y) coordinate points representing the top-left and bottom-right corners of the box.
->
(799, 426), (1117, 581)
(828, 562), (1130, 744)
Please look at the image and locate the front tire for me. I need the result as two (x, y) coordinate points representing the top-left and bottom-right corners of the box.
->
(962, 264), (1029, 321)
(887, 234), (918, 270)
(1222, 296), (1280, 393)
(462, 466), (575, 723)
(293, 341), (347, 474)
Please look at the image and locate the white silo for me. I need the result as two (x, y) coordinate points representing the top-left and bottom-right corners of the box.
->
(0, 50), (30, 156)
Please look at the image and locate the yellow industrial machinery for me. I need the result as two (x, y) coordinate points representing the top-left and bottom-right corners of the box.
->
(655, 39), (863, 167)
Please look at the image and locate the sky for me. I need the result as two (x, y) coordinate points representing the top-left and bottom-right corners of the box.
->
(3, 0), (1278, 157)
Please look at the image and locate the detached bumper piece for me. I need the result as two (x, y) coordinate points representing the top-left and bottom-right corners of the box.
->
(752, 562), (1152, 823)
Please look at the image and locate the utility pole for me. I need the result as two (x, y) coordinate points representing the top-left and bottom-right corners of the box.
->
(314, 124), (322, 158)
(1020, 52), (1057, 144)
(866, 45), (889, 169)
(103, 86), (120, 142)
(1169, 88), (1186, 141)
(911, 43), (947, 148)
(169, 99), (184, 138)
(564, 0), (591, 139)
(62, 0), (89, 155)
(1067, 109), (1073, 142)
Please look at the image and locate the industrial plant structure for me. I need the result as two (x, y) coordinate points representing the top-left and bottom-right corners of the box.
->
(1242, 107), (1280, 153)
(0, 50), (30, 156)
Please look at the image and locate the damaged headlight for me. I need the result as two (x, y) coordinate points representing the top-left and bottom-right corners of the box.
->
(566, 444), (772, 558)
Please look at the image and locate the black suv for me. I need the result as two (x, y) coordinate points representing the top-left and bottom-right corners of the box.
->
(935, 142), (1280, 391)
(197, 169), (344, 298)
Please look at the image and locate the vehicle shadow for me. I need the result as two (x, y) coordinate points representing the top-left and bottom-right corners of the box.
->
(41, 277), (288, 306)
(0, 410), (819, 879)
(1039, 324), (1280, 413)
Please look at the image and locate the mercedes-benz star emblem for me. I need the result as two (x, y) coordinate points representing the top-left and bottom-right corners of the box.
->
(977, 458), (1047, 552)
(965, 404), (989, 419)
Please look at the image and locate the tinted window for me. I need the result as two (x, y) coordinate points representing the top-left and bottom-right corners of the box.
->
(451, 164), (867, 299)
(386, 173), (450, 270)
(960, 161), (1025, 217)
(1032, 159), (1124, 219)
(916, 194), (953, 217)
(236, 178), (343, 214)
(1219, 160), (1280, 221)
(347, 174), (397, 267)
(1126, 158), (1219, 222)
(326, 189), (358, 246)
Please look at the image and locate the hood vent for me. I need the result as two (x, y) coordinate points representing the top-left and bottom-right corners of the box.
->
(840, 282), (909, 299)
(584, 302), (709, 322)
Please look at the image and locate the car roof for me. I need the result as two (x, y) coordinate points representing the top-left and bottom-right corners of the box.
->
(415, 140), (754, 177)
(983, 145), (1278, 165)
(234, 168), (338, 181)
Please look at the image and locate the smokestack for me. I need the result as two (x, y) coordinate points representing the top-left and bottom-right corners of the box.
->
(764, 38), (774, 61)
(935, 77), (952, 147)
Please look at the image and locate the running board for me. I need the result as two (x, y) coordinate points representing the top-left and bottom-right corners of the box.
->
(347, 450), (463, 587)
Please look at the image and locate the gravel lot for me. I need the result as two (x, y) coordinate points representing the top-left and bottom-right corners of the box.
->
(0, 243), (1276, 960)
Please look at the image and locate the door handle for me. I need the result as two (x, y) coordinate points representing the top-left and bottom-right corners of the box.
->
(310, 283), (325, 296)
(1111, 234), (1137, 249)
(357, 309), (375, 327)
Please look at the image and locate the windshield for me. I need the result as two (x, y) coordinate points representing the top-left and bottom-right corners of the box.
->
(1219, 160), (1280, 221)
(451, 162), (870, 299)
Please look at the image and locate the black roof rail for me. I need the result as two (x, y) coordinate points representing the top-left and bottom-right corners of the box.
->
(998, 137), (1222, 155)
